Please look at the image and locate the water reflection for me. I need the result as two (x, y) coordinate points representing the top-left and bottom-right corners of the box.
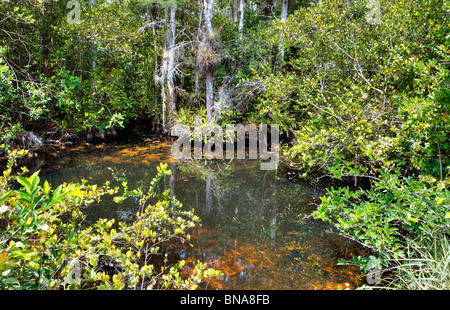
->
(39, 139), (366, 290)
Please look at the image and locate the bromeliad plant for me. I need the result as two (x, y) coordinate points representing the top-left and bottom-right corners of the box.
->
(0, 148), (220, 290)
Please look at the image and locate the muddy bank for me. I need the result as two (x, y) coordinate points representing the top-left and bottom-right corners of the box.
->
(0, 118), (176, 173)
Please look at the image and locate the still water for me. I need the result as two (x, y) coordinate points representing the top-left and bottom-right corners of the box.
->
(39, 138), (366, 290)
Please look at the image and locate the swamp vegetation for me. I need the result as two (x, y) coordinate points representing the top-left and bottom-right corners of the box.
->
(0, 0), (449, 290)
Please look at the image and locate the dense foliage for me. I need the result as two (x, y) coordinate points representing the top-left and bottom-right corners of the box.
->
(0, 0), (449, 289)
(0, 148), (220, 289)
(265, 0), (449, 285)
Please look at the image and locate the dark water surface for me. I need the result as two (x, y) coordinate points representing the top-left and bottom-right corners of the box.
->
(39, 138), (367, 290)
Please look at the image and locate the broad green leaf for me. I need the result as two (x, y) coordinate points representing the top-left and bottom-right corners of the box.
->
(31, 195), (44, 210)
(19, 250), (37, 260)
(50, 185), (63, 205)
(15, 190), (31, 202)
(30, 172), (40, 191)
(0, 192), (12, 204)
(16, 176), (31, 191)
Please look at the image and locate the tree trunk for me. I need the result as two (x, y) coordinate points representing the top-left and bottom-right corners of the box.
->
(40, 3), (52, 79)
(194, 1), (203, 95)
(206, 70), (214, 124)
(204, 0), (214, 36)
(159, 4), (178, 131)
(233, 0), (239, 22)
(279, 0), (288, 69)
(281, 0), (288, 22)
(160, 55), (168, 130)
(238, 0), (245, 40)
(203, 0), (216, 124)
(194, 64), (200, 95)
(167, 4), (177, 127)
(90, 0), (97, 94)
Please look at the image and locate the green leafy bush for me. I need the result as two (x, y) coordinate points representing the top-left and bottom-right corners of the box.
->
(0, 149), (220, 290)
(264, 1), (450, 286)
(314, 170), (450, 261)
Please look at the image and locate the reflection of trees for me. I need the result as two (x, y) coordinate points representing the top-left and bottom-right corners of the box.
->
(177, 159), (235, 218)
(176, 159), (324, 241)
(39, 142), (365, 290)
(174, 159), (367, 289)
(206, 173), (212, 217)
(169, 162), (176, 210)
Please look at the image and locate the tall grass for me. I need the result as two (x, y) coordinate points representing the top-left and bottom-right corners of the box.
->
(360, 236), (450, 290)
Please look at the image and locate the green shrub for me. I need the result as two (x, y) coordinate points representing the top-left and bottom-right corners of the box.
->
(313, 168), (450, 266)
(0, 149), (220, 290)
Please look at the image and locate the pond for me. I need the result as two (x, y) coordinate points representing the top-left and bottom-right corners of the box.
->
(38, 138), (367, 290)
